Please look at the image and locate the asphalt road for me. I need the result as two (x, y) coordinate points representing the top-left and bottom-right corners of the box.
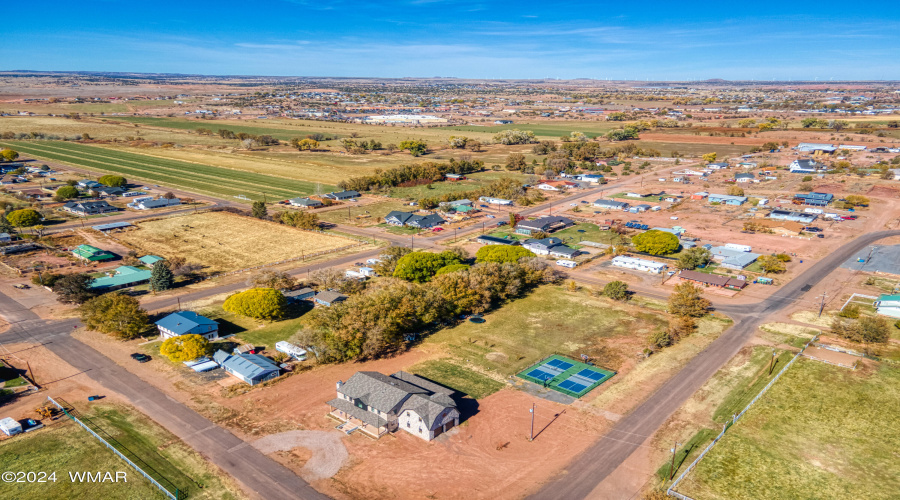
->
(529, 229), (900, 500)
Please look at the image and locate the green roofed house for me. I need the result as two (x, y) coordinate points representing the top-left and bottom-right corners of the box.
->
(90, 266), (152, 290)
(72, 244), (115, 262)
(138, 255), (164, 268)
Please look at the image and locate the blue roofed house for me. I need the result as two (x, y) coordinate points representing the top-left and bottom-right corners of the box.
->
(789, 159), (827, 173)
(707, 193), (748, 205)
(138, 255), (165, 268)
(156, 311), (219, 340)
(793, 192), (833, 206)
(323, 190), (361, 201)
(213, 350), (281, 386)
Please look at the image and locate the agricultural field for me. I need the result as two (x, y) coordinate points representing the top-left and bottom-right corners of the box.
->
(675, 359), (900, 500)
(315, 198), (413, 227)
(114, 211), (364, 273)
(0, 140), (329, 200)
(0, 116), (228, 146)
(0, 404), (242, 500)
(439, 122), (615, 138)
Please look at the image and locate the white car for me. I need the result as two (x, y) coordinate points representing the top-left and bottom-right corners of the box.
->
(365, 258), (382, 265)
(556, 260), (577, 268)
(570, 203), (578, 206)
(486, 215), (495, 219)
(670, 216), (679, 220)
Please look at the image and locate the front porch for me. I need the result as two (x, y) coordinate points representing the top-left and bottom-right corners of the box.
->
(327, 409), (388, 439)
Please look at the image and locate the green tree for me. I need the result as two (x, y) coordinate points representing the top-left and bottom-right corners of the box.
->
(373, 246), (412, 276)
(160, 334), (210, 362)
(393, 251), (461, 283)
(98, 174), (126, 187)
(80, 293), (149, 340)
(844, 195), (870, 206)
(726, 185), (745, 197)
(149, 261), (175, 292)
(55, 185), (79, 201)
(757, 255), (786, 274)
(676, 247), (712, 270)
(632, 230), (680, 255)
(251, 201), (268, 219)
(475, 245), (536, 264)
(435, 263), (470, 276)
(398, 140), (428, 157)
(506, 153), (527, 170)
(6, 209), (41, 228)
(0, 149), (19, 162)
(279, 210), (319, 230)
(649, 330), (673, 349)
(603, 280), (629, 300)
(668, 282), (710, 317)
(856, 316), (890, 344)
(801, 117), (818, 128)
(222, 288), (288, 320)
(52, 274), (96, 304)
(292, 138), (318, 150)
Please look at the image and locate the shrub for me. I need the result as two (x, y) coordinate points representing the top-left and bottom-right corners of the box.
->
(475, 245), (536, 264)
(79, 293), (149, 340)
(98, 174), (126, 187)
(603, 280), (629, 300)
(632, 230), (680, 255)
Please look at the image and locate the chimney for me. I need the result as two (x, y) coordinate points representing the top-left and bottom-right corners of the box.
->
(336, 380), (343, 390)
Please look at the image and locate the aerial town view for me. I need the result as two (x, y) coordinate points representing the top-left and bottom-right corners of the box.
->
(1, 3), (900, 500)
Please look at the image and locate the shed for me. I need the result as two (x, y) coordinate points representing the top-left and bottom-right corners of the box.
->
(138, 255), (164, 267)
(284, 287), (315, 302)
(213, 350), (281, 386)
(315, 291), (348, 307)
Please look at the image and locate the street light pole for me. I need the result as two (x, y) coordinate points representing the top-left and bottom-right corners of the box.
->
(529, 403), (535, 441)
(669, 442), (681, 480)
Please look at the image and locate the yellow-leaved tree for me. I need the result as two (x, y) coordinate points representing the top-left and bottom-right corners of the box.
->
(160, 334), (210, 362)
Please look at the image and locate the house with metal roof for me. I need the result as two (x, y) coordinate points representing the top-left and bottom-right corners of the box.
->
(284, 287), (316, 302)
(323, 190), (361, 201)
(128, 197), (181, 210)
(708, 247), (761, 270)
(92, 221), (133, 232)
(213, 350), (280, 386)
(478, 196), (513, 205)
(796, 143), (836, 153)
(768, 209), (817, 224)
(63, 200), (118, 216)
(515, 216), (574, 235)
(327, 371), (460, 441)
(90, 266), (152, 290)
(476, 235), (520, 246)
(678, 270), (746, 290)
(72, 244), (115, 261)
(138, 255), (164, 267)
(734, 172), (755, 183)
(611, 256), (666, 274)
(789, 159), (826, 173)
(521, 237), (578, 258)
(874, 294), (900, 318)
(156, 311), (219, 340)
(289, 197), (324, 208)
(707, 193), (748, 205)
(592, 199), (630, 210)
(77, 179), (102, 189)
(793, 192), (833, 206)
(315, 290), (348, 307)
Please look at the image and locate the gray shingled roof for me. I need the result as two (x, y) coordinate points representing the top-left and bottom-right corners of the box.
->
(327, 398), (387, 428)
(339, 371), (429, 413)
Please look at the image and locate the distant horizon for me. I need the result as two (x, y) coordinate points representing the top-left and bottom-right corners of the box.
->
(4, 1), (900, 80)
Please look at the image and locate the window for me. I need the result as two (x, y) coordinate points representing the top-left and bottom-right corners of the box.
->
(406, 421), (410, 428)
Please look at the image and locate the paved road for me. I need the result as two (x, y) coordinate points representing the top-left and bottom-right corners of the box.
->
(0, 292), (326, 500)
(529, 229), (900, 500)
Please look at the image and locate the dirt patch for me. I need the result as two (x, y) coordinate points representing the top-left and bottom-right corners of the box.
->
(802, 346), (860, 367)
(485, 352), (508, 362)
(251, 430), (348, 481)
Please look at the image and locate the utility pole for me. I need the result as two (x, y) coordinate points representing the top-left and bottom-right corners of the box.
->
(176, 297), (182, 311)
(348, 206), (351, 222)
(768, 349), (777, 375)
(26, 361), (36, 387)
(410, 234), (414, 250)
(669, 442), (681, 480)
(817, 292), (827, 318)
(529, 403), (535, 441)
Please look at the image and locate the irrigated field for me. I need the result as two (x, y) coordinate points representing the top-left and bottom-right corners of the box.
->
(0, 140), (332, 200)
(115, 211), (361, 272)
(677, 359), (900, 500)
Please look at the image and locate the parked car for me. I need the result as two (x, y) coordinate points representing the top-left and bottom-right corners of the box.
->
(495, 221), (507, 226)
(817, 234), (825, 238)
(803, 227), (822, 232)
(130, 353), (151, 363)
(486, 215), (495, 219)
(555, 260), (577, 268)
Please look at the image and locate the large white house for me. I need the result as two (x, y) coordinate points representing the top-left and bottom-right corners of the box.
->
(611, 256), (667, 274)
(328, 371), (460, 441)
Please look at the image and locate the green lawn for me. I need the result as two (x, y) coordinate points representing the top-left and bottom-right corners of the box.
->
(0, 404), (241, 500)
(486, 222), (623, 248)
(196, 305), (311, 350)
(316, 199), (412, 226)
(0, 140), (330, 200)
(110, 116), (338, 142)
(420, 285), (668, 379)
(408, 359), (505, 399)
(678, 359), (900, 500)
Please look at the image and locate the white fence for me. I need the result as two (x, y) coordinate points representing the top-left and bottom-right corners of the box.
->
(667, 336), (818, 498)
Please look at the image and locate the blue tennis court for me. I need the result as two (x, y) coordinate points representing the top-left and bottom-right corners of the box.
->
(516, 355), (616, 399)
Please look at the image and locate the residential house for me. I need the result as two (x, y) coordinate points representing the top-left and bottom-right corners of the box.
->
(611, 256), (666, 274)
(327, 371), (460, 441)
(592, 199), (630, 211)
(444, 173), (466, 181)
(521, 237), (578, 258)
(768, 209), (817, 224)
(673, 168), (709, 176)
(707, 193), (747, 205)
(789, 159), (826, 174)
(678, 270), (746, 290)
(315, 291), (348, 307)
(576, 174), (604, 183)
(708, 247), (761, 270)
(515, 216), (574, 235)
(796, 143), (836, 153)
(213, 350), (280, 386)
(793, 192), (833, 206)
(323, 190), (361, 201)
(628, 204), (652, 213)
(438, 199), (473, 208)
(384, 211), (446, 229)
(874, 294), (900, 318)
(91, 186), (126, 197)
(90, 266), (152, 290)
(284, 287), (316, 302)
(63, 200), (118, 216)
(535, 180), (578, 191)
(476, 235), (520, 246)
(155, 311), (219, 340)
(289, 197), (323, 208)
(77, 179), (102, 189)
(479, 196), (513, 206)
(128, 197), (181, 210)
(72, 244), (115, 261)
(734, 172), (755, 183)
(138, 255), (164, 268)
(707, 162), (730, 170)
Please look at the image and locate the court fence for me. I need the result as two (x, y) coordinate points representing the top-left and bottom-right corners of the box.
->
(47, 396), (187, 500)
(666, 336), (817, 499)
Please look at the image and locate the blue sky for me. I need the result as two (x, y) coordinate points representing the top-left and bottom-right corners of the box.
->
(4, 1), (900, 80)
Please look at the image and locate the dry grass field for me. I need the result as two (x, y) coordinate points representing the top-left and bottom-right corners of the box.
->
(115, 211), (359, 272)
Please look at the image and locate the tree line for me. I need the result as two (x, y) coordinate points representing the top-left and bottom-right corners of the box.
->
(336, 158), (484, 192)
